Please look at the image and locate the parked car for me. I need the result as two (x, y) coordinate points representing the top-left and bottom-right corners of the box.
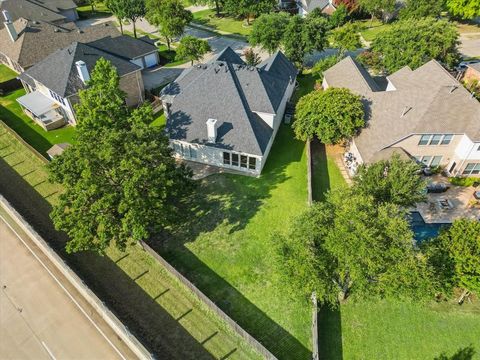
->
(427, 183), (449, 193)
(474, 190), (480, 200)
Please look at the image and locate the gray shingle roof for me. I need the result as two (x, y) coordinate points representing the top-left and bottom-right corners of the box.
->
(300, 0), (330, 11)
(19, 42), (140, 97)
(0, 0), (68, 27)
(162, 47), (297, 156)
(88, 35), (158, 60)
(0, 19), (120, 68)
(324, 56), (480, 163)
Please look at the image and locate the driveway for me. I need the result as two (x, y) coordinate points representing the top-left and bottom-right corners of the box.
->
(459, 32), (480, 58)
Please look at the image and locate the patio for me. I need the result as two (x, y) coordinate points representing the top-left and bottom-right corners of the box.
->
(415, 175), (480, 223)
(16, 91), (65, 131)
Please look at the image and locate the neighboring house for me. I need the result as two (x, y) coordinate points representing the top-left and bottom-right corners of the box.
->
(297, 0), (336, 16)
(0, 0), (78, 28)
(17, 42), (144, 130)
(161, 47), (297, 176)
(323, 56), (480, 177)
(464, 63), (480, 83)
(0, 16), (119, 72)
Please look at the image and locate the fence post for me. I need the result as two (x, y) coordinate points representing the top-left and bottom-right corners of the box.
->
(311, 292), (319, 360)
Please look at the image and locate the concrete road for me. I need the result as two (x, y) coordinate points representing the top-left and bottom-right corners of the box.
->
(0, 211), (136, 360)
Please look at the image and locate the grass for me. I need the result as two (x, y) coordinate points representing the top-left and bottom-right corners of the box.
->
(449, 176), (480, 187)
(0, 64), (18, 83)
(357, 19), (393, 42)
(192, 9), (252, 37)
(320, 299), (480, 360)
(0, 122), (261, 360)
(77, 2), (111, 19)
(0, 89), (76, 156)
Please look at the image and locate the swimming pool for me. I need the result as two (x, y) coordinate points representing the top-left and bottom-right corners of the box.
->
(409, 212), (450, 243)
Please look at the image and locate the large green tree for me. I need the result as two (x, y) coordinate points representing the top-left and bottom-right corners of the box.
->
(399, 0), (445, 19)
(223, 0), (276, 24)
(427, 219), (480, 304)
(189, 0), (225, 16)
(330, 22), (362, 57)
(446, 0), (480, 20)
(176, 35), (211, 65)
(49, 58), (194, 253)
(249, 12), (290, 54)
(276, 190), (437, 305)
(123, 0), (146, 38)
(353, 154), (427, 207)
(105, 0), (129, 34)
(358, 0), (396, 22)
(371, 18), (460, 73)
(147, 0), (193, 49)
(294, 87), (364, 144)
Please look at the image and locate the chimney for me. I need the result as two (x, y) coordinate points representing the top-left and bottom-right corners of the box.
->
(75, 60), (90, 84)
(206, 118), (218, 143)
(3, 10), (17, 42)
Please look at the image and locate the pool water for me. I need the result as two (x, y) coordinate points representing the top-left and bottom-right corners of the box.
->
(409, 212), (450, 243)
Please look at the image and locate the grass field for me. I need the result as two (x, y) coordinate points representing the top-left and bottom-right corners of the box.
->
(77, 2), (111, 19)
(0, 121), (261, 359)
(192, 9), (252, 37)
(357, 19), (392, 42)
(0, 65), (18, 83)
(0, 89), (75, 156)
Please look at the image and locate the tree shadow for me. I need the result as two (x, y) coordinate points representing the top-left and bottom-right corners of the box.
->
(317, 306), (343, 360)
(311, 139), (330, 201)
(0, 158), (215, 359)
(434, 346), (476, 360)
(149, 125), (312, 358)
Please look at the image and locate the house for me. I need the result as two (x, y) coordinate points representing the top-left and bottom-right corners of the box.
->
(0, 15), (120, 72)
(323, 56), (480, 177)
(17, 42), (145, 129)
(297, 0), (336, 17)
(161, 47), (297, 176)
(0, 0), (78, 27)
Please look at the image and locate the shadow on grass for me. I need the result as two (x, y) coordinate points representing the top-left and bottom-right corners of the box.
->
(311, 139), (330, 202)
(0, 158), (215, 359)
(149, 125), (312, 359)
(318, 307), (343, 360)
(434, 345), (476, 360)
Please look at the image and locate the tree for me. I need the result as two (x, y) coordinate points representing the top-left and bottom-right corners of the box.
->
(294, 87), (364, 144)
(282, 15), (329, 67)
(330, 22), (361, 57)
(356, 50), (384, 74)
(371, 18), (460, 73)
(358, 0), (395, 22)
(122, 0), (146, 38)
(105, 0), (128, 34)
(176, 35), (211, 65)
(243, 48), (261, 66)
(353, 154), (427, 207)
(427, 219), (480, 304)
(48, 59), (194, 253)
(223, 0), (276, 24)
(189, 0), (224, 16)
(147, 0), (193, 50)
(276, 189), (437, 305)
(446, 0), (480, 20)
(329, 4), (349, 28)
(399, 0), (444, 19)
(88, 0), (99, 12)
(249, 12), (290, 54)
(312, 55), (342, 80)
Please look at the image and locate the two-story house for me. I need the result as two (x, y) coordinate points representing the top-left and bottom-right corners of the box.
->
(161, 47), (297, 176)
(323, 56), (480, 177)
(17, 42), (145, 130)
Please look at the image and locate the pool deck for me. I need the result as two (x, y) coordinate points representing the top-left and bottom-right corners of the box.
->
(415, 176), (479, 224)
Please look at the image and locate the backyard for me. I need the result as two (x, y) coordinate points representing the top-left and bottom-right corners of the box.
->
(192, 9), (252, 37)
(0, 64), (18, 83)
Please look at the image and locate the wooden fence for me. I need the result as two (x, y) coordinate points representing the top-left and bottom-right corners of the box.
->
(139, 241), (278, 360)
(306, 139), (313, 206)
(311, 293), (319, 360)
(0, 120), (48, 162)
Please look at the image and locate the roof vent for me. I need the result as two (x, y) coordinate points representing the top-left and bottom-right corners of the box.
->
(78, 29), (83, 34)
(401, 106), (412, 118)
(206, 118), (218, 143)
(54, 28), (60, 32)
(449, 85), (458, 93)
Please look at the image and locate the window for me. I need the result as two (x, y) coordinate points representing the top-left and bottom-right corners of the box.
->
(232, 153), (239, 166)
(249, 157), (256, 170)
(189, 146), (197, 159)
(441, 134), (453, 145)
(430, 156), (442, 167)
(463, 163), (480, 175)
(418, 135), (432, 146)
(430, 134), (443, 145)
(173, 143), (181, 155)
(477, 144), (480, 151)
(223, 152), (230, 165)
(240, 155), (248, 168)
(421, 156), (432, 166)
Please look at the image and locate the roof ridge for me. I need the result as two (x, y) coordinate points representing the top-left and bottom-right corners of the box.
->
(347, 56), (378, 92)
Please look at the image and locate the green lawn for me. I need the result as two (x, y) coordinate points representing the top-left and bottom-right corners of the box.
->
(0, 64), (18, 83)
(320, 299), (480, 360)
(0, 122), (261, 360)
(0, 89), (76, 156)
(192, 9), (252, 37)
(77, 2), (111, 19)
(357, 19), (393, 42)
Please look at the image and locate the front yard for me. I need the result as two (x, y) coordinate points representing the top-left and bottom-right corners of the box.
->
(192, 9), (252, 37)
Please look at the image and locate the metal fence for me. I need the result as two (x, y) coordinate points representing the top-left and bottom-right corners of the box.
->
(139, 241), (278, 360)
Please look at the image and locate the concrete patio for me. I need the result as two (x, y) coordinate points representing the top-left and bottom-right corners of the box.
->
(179, 159), (253, 180)
(415, 175), (480, 223)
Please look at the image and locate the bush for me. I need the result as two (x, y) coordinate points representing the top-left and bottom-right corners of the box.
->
(449, 177), (480, 187)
